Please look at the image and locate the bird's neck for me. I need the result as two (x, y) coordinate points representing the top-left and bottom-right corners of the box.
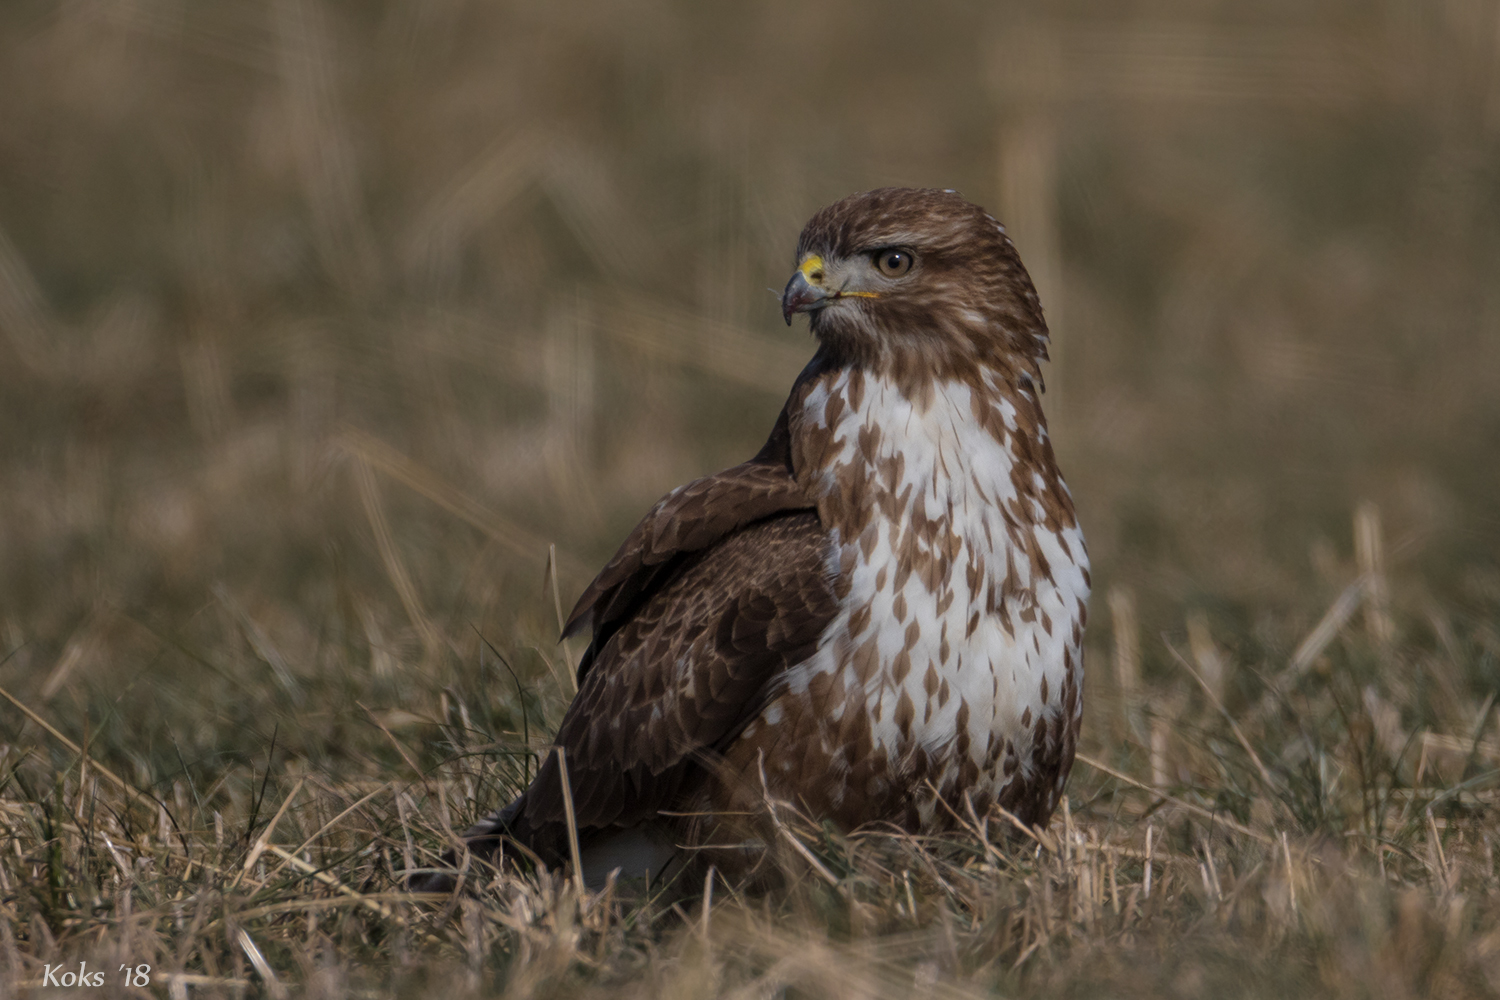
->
(787, 361), (1075, 549)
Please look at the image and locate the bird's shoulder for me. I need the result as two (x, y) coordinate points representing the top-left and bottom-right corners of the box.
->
(563, 406), (816, 647)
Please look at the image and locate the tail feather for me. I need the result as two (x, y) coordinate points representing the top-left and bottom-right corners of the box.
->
(405, 797), (526, 893)
(406, 796), (682, 893)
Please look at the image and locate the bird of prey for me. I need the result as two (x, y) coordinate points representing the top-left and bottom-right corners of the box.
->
(414, 187), (1089, 891)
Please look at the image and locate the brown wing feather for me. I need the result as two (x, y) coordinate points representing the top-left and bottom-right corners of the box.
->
(508, 509), (835, 865)
(458, 406), (834, 867)
(563, 408), (806, 644)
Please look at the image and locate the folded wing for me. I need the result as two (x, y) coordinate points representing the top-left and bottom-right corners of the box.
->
(472, 442), (837, 867)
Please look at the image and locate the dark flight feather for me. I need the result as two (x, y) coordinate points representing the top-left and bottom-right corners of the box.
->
(449, 405), (836, 870)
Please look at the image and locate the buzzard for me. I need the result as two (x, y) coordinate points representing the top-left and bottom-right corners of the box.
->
(415, 187), (1089, 891)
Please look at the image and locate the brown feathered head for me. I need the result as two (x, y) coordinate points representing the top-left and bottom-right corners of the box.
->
(782, 187), (1050, 386)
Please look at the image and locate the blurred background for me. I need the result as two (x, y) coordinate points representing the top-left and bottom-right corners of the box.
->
(1, 0), (1498, 771)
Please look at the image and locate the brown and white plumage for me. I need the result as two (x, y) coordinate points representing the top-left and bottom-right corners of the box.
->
(416, 187), (1089, 890)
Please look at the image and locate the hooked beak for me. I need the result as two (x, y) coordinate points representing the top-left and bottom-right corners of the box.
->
(781, 253), (880, 324)
(781, 269), (830, 325)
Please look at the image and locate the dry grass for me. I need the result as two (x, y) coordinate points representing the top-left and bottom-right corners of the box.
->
(2, 0), (1499, 996)
(3, 570), (1500, 998)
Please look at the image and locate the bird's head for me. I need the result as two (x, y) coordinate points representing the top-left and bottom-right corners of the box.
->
(782, 187), (1049, 384)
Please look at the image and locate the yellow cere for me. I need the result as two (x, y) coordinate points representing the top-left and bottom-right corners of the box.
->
(795, 254), (880, 298)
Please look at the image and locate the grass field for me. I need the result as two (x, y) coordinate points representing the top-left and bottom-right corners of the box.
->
(2, 1), (1499, 996)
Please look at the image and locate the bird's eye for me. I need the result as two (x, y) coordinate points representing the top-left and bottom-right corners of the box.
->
(874, 248), (913, 278)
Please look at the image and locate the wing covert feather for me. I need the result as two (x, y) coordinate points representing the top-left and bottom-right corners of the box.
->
(564, 459), (810, 640)
(514, 509), (835, 860)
